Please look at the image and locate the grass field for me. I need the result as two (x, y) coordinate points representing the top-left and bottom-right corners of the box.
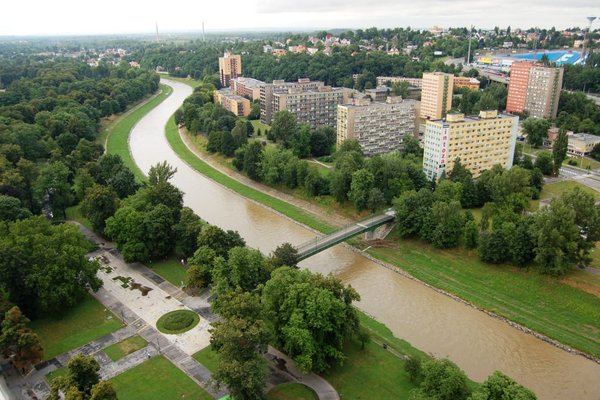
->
(65, 205), (94, 231)
(240, 117), (271, 134)
(540, 180), (600, 200)
(164, 116), (335, 234)
(267, 383), (318, 400)
(110, 356), (212, 400)
(363, 236), (600, 358)
(192, 347), (219, 373)
(31, 294), (123, 360)
(103, 336), (148, 362)
(104, 84), (173, 182)
(45, 366), (67, 383)
(147, 257), (188, 287)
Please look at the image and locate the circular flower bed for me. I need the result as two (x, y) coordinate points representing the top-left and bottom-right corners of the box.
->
(156, 310), (200, 334)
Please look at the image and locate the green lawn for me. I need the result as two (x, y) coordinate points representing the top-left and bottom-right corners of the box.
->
(110, 356), (212, 400)
(65, 205), (93, 231)
(267, 383), (318, 400)
(104, 84), (173, 182)
(364, 237), (600, 358)
(147, 257), (187, 287)
(164, 115), (335, 234)
(540, 180), (600, 200)
(192, 347), (219, 373)
(31, 294), (123, 360)
(240, 117), (271, 134)
(103, 336), (148, 362)
(45, 366), (67, 383)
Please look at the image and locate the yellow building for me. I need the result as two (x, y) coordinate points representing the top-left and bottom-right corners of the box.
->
(567, 133), (600, 156)
(422, 110), (519, 180)
(453, 76), (480, 90)
(214, 89), (251, 117)
(420, 72), (454, 120)
(218, 51), (242, 87)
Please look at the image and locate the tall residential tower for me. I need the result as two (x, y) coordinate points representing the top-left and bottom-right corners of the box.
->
(420, 72), (454, 120)
(218, 52), (242, 87)
(506, 61), (563, 119)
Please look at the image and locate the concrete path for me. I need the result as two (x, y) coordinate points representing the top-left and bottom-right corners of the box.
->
(266, 347), (339, 400)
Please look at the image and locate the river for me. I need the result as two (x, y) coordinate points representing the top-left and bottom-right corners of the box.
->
(128, 79), (600, 399)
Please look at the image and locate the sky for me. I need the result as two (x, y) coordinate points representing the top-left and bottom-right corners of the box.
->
(1, 0), (598, 36)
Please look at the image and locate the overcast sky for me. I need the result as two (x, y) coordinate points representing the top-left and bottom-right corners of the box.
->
(1, 0), (598, 36)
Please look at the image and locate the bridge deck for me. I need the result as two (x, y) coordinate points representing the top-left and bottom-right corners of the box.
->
(295, 211), (395, 260)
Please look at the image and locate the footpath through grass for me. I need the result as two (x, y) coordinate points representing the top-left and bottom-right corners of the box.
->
(110, 355), (212, 400)
(164, 115), (335, 234)
(31, 294), (123, 360)
(364, 236), (600, 358)
(267, 383), (318, 400)
(104, 84), (173, 182)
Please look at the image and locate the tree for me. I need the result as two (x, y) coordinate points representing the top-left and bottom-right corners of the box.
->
(90, 381), (118, 400)
(174, 207), (205, 258)
(469, 371), (536, 400)
(207, 131), (223, 153)
(534, 152), (553, 175)
(262, 267), (360, 373)
(212, 247), (270, 297)
(552, 129), (568, 175)
(185, 265), (206, 292)
(66, 353), (100, 395)
(348, 168), (374, 211)
(35, 161), (73, 218)
(0, 217), (101, 316)
(422, 201), (465, 249)
(0, 195), (32, 222)
(310, 126), (336, 157)
(270, 243), (299, 268)
(0, 306), (43, 372)
(271, 110), (298, 148)
(402, 135), (423, 158)
(243, 141), (263, 181)
(463, 220), (479, 249)
(231, 120), (248, 149)
(148, 161), (177, 185)
(210, 291), (270, 400)
(414, 358), (471, 400)
(197, 225), (246, 259)
(531, 199), (581, 276)
(522, 118), (551, 148)
(394, 189), (434, 238)
(80, 184), (119, 233)
(221, 130), (237, 156)
(292, 124), (311, 158)
(405, 355), (423, 384)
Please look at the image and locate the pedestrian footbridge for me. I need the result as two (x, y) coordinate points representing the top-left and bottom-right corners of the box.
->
(295, 209), (396, 261)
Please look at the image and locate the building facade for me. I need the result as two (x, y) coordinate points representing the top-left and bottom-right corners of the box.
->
(567, 133), (600, 156)
(376, 76), (423, 88)
(230, 77), (264, 101)
(272, 86), (354, 129)
(260, 79), (325, 124)
(214, 89), (251, 117)
(506, 61), (564, 119)
(420, 72), (454, 120)
(218, 52), (242, 87)
(453, 76), (481, 90)
(337, 96), (420, 156)
(422, 110), (518, 180)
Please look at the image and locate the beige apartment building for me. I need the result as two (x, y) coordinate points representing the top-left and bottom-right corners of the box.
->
(420, 72), (454, 120)
(272, 86), (354, 129)
(422, 110), (519, 180)
(337, 96), (420, 156)
(218, 51), (242, 87)
(214, 88), (251, 117)
(230, 77), (264, 101)
(453, 76), (480, 90)
(376, 76), (423, 88)
(260, 79), (324, 124)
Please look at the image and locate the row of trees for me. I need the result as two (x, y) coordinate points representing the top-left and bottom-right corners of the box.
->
(405, 356), (536, 400)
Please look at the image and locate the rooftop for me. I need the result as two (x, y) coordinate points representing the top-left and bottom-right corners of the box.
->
(231, 77), (265, 88)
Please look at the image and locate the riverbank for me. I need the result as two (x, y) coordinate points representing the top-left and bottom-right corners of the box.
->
(166, 83), (600, 362)
(102, 84), (173, 181)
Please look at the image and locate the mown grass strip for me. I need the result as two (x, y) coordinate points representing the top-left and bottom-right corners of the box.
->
(164, 115), (335, 234)
(105, 84), (173, 182)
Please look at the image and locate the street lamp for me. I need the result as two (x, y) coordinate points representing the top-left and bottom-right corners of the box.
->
(581, 16), (597, 65)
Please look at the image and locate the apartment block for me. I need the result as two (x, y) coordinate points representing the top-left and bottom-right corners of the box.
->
(365, 86), (390, 102)
(230, 77), (264, 101)
(420, 72), (454, 120)
(422, 110), (518, 180)
(214, 88), (251, 117)
(260, 78), (324, 125)
(337, 96), (420, 156)
(272, 86), (354, 129)
(506, 61), (563, 119)
(453, 76), (480, 90)
(218, 51), (242, 87)
(377, 76), (423, 88)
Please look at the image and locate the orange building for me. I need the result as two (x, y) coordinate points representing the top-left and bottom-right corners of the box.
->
(453, 76), (480, 90)
(506, 61), (535, 115)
